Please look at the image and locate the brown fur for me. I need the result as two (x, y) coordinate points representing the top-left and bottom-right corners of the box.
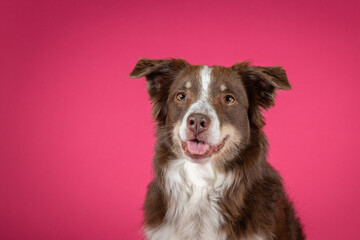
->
(129, 58), (305, 239)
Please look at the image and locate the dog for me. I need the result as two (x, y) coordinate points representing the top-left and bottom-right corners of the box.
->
(129, 58), (305, 240)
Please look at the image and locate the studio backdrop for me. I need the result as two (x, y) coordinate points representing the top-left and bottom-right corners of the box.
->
(1, 0), (360, 239)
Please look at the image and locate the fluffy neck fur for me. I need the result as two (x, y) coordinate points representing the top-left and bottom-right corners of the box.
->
(144, 106), (275, 240)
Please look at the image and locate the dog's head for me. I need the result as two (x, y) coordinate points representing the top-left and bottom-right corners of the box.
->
(129, 58), (291, 164)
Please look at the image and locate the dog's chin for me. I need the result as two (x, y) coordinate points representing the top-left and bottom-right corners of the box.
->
(181, 136), (229, 164)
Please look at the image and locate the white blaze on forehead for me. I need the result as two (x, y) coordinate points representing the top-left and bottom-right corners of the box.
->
(185, 81), (191, 88)
(200, 65), (211, 96)
(179, 65), (221, 146)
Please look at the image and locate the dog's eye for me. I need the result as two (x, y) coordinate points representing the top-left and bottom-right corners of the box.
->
(224, 95), (235, 104)
(176, 92), (187, 101)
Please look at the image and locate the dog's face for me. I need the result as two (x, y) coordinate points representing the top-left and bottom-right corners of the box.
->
(130, 58), (290, 164)
(167, 64), (250, 164)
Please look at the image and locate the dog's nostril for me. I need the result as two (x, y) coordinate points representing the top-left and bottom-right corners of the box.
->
(187, 113), (211, 134)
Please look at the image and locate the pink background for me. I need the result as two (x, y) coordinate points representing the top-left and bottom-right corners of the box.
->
(1, 0), (360, 239)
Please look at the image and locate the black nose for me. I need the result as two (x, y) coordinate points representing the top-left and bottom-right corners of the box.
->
(187, 113), (211, 135)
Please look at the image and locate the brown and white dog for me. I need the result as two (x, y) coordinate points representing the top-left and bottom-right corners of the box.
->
(129, 58), (305, 240)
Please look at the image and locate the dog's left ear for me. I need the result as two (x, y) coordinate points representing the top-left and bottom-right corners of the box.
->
(129, 58), (188, 124)
(232, 62), (291, 109)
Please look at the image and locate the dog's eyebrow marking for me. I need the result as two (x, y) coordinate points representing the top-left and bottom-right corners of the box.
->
(185, 82), (191, 89)
(220, 84), (227, 91)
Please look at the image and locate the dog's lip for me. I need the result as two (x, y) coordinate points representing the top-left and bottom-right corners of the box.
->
(181, 136), (229, 162)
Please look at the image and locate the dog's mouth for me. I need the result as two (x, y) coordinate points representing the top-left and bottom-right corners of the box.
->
(181, 136), (229, 163)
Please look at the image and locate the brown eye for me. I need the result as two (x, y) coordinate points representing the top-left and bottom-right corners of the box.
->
(176, 92), (187, 101)
(224, 95), (235, 104)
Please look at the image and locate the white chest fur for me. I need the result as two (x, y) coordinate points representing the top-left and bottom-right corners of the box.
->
(145, 159), (232, 240)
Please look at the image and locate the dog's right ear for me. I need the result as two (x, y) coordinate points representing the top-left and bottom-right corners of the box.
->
(129, 58), (188, 124)
(129, 58), (172, 80)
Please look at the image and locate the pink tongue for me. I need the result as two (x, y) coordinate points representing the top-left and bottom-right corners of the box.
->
(187, 141), (210, 155)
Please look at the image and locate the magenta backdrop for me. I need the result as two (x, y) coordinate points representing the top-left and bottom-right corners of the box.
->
(1, 0), (360, 239)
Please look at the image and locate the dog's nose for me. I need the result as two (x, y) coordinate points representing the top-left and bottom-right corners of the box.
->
(187, 113), (211, 135)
